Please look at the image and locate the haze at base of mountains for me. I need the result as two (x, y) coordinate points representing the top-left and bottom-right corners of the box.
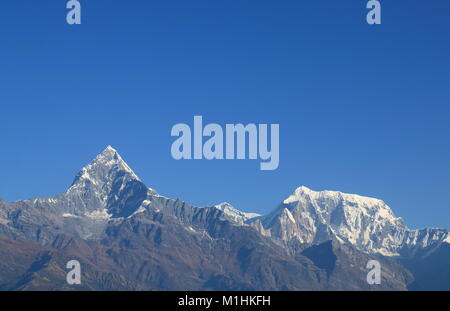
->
(0, 146), (448, 290)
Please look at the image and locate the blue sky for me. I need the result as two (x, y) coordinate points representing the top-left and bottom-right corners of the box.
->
(0, 0), (449, 229)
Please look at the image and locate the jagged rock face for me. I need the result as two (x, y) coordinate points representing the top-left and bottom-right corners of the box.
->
(30, 146), (153, 218)
(252, 186), (449, 257)
(0, 147), (156, 244)
(0, 146), (448, 290)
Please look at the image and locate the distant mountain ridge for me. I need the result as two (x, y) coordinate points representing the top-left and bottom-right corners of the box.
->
(0, 146), (448, 290)
(249, 186), (449, 257)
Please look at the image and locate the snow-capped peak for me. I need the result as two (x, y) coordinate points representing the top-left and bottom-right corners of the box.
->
(256, 186), (448, 257)
(104, 145), (116, 152)
(287, 186), (386, 208)
(60, 146), (146, 214)
(70, 146), (140, 188)
(26, 146), (157, 221)
(214, 202), (260, 224)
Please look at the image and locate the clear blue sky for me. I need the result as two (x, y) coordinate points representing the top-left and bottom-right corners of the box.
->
(0, 1), (449, 229)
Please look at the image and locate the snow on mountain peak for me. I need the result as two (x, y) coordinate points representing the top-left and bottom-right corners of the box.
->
(104, 145), (116, 152)
(61, 146), (145, 214)
(256, 186), (449, 256)
(71, 146), (140, 187)
(293, 185), (313, 193)
(22, 146), (157, 220)
(288, 186), (386, 208)
(214, 202), (261, 224)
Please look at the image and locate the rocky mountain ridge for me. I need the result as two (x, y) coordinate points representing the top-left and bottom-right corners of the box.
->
(0, 146), (447, 290)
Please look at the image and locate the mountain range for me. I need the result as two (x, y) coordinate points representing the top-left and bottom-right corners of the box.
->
(0, 146), (448, 290)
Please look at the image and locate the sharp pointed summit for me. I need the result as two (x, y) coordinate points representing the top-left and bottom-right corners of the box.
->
(70, 146), (140, 188)
(55, 146), (150, 218)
